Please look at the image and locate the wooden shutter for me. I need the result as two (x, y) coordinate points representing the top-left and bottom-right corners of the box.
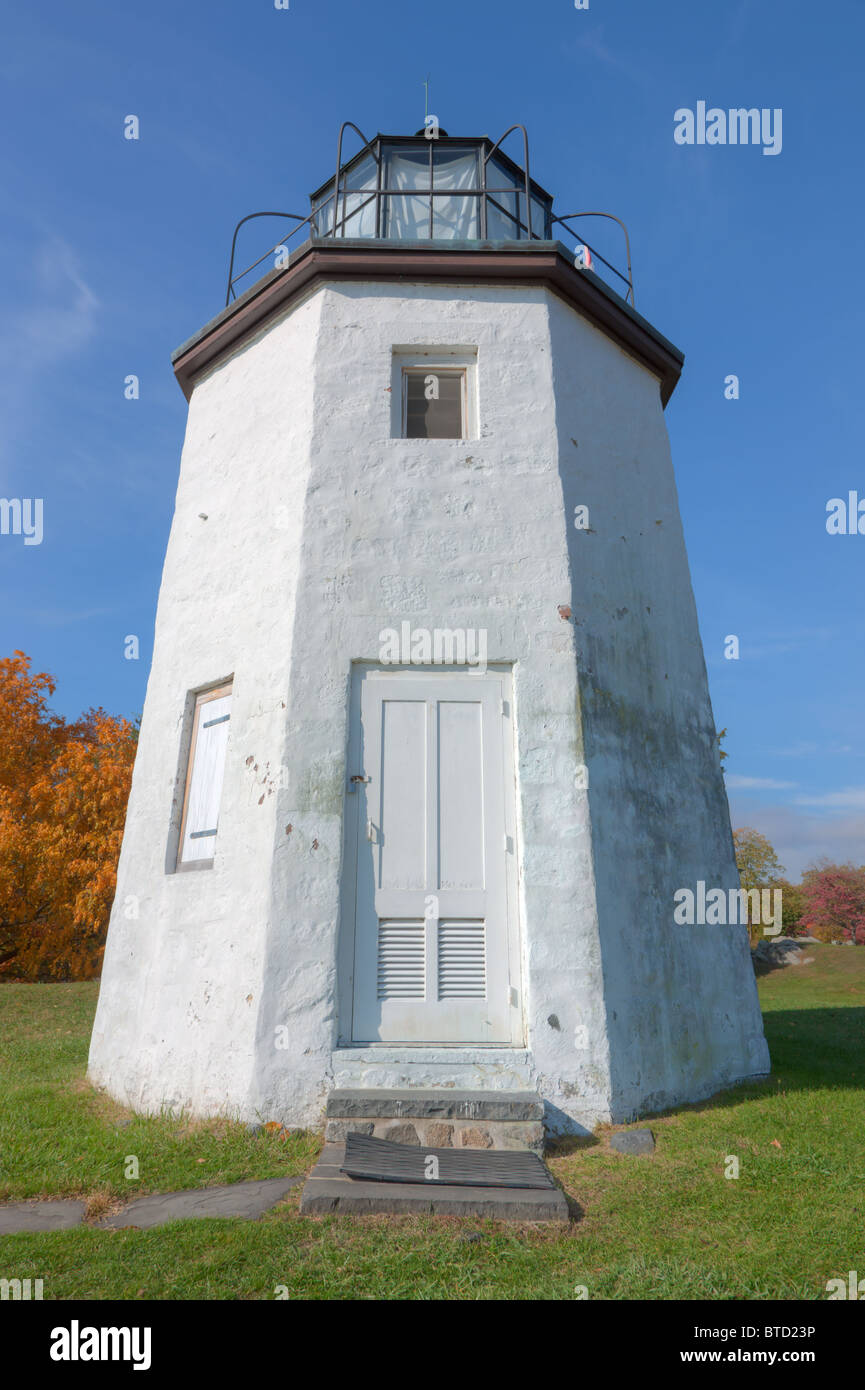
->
(177, 683), (232, 867)
(437, 921), (486, 999)
(377, 921), (426, 999)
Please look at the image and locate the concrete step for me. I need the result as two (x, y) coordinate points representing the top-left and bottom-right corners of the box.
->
(324, 1088), (544, 1153)
(300, 1144), (568, 1223)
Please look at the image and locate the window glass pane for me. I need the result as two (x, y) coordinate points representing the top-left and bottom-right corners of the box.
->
(485, 195), (520, 241)
(343, 152), (377, 191)
(404, 370), (463, 439)
(311, 182), (334, 235)
(485, 157), (519, 210)
(484, 157), (521, 238)
(530, 194), (548, 238)
(385, 147), (431, 189)
(384, 149), (431, 237)
(341, 191), (377, 236)
(432, 149), (478, 238)
(386, 193), (430, 239)
(432, 194), (478, 239)
(341, 153), (378, 235)
(433, 148), (477, 188)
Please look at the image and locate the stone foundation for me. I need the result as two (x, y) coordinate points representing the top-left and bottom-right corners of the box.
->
(323, 1089), (545, 1153)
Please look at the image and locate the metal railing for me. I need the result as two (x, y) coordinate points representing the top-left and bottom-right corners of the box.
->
(551, 211), (635, 307)
(224, 122), (635, 309)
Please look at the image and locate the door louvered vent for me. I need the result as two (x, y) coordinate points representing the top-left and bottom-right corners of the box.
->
(438, 920), (486, 998)
(377, 921), (426, 999)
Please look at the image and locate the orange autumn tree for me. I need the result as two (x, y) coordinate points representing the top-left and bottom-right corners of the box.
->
(0, 651), (138, 980)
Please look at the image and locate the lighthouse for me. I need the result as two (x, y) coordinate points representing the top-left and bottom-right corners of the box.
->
(88, 123), (769, 1142)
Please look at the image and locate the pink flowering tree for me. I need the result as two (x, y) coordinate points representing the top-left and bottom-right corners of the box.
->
(799, 862), (865, 944)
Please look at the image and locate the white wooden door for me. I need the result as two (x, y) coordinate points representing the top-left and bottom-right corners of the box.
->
(347, 670), (519, 1043)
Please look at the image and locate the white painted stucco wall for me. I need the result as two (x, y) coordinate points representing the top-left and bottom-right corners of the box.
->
(89, 275), (768, 1135)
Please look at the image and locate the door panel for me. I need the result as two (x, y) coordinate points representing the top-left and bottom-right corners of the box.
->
(438, 701), (484, 890)
(349, 670), (517, 1044)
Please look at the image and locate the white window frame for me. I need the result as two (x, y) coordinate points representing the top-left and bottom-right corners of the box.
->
(175, 680), (233, 871)
(391, 347), (478, 440)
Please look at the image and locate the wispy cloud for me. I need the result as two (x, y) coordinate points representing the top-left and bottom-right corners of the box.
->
(793, 787), (865, 810)
(1, 240), (97, 367)
(727, 798), (865, 879)
(17, 604), (118, 626)
(0, 238), (99, 462)
(567, 25), (658, 96)
(770, 740), (858, 758)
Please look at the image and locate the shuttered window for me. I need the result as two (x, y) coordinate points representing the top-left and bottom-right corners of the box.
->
(177, 683), (232, 868)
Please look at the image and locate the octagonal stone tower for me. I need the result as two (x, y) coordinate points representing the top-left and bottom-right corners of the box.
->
(88, 124), (769, 1137)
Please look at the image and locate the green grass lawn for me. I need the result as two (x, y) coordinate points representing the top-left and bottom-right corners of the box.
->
(0, 945), (862, 1300)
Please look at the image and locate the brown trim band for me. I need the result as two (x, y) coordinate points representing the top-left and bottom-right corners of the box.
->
(171, 241), (684, 406)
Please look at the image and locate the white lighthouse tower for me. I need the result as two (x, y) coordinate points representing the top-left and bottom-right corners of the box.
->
(88, 123), (769, 1142)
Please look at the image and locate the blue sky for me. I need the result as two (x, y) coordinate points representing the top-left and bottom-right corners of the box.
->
(1, 0), (862, 879)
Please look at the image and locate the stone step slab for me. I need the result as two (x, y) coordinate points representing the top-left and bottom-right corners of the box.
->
(324, 1089), (545, 1153)
(326, 1088), (543, 1120)
(300, 1144), (568, 1223)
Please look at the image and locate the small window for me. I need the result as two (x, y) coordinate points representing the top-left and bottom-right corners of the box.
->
(177, 682), (232, 869)
(402, 367), (465, 439)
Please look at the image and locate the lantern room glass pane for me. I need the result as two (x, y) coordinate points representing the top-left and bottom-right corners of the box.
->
(386, 146), (430, 188)
(384, 147), (431, 237)
(313, 152), (378, 237)
(530, 193), (548, 238)
(483, 156), (547, 239)
(311, 182), (334, 236)
(486, 195), (519, 240)
(340, 152), (378, 236)
(485, 156), (519, 239)
(432, 148), (479, 239)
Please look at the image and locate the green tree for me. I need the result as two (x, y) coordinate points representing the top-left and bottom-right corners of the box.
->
(732, 827), (785, 943)
(774, 878), (806, 935)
